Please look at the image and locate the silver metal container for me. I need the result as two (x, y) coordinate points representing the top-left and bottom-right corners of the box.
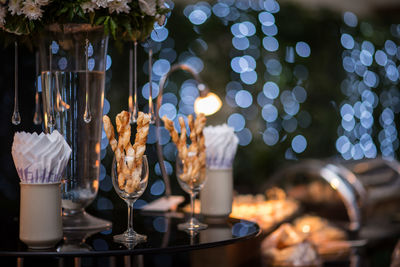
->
(267, 157), (400, 232)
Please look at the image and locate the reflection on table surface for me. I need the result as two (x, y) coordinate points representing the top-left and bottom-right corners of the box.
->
(0, 211), (260, 257)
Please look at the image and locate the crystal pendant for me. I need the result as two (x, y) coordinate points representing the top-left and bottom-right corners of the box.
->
(33, 51), (42, 125)
(12, 41), (21, 125)
(129, 42), (139, 124)
(84, 39), (92, 123)
(148, 48), (155, 124)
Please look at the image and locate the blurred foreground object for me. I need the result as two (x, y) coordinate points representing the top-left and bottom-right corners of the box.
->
(261, 223), (321, 267)
(268, 157), (400, 232)
(391, 239), (400, 267)
(185, 188), (299, 230)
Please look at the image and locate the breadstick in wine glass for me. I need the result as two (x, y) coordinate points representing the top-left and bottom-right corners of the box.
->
(103, 115), (118, 152)
(116, 111), (132, 150)
(162, 116), (179, 146)
(178, 116), (188, 160)
(133, 112), (150, 169)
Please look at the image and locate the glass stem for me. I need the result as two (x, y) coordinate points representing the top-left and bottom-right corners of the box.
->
(127, 201), (134, 235)
(190, 192), (196, 225)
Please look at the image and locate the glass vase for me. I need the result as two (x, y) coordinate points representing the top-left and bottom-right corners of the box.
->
(39, 24), (111, 230)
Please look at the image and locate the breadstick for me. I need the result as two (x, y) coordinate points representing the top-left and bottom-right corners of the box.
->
(188, 114), (196, 143)
(116, 110), (130, 133)
(178, 117), (187, 145)
(162, 116), (179, 145)
(125, 177), (140, 194)
(118, 172), (126, 189)
(103, 115), (117, 152)
(188, 114), (198, 153)
(114, 144), (124, 173)
(194, 113), (206, 136)
(133, 112), (150, 169)
(195, 114), (207, 183)
(116, 111), (131, 150)
(125, 145), (135, 170)
(178, 116), (188, 160)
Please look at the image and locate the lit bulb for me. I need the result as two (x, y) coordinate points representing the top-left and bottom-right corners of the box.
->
(194, 92), (222, 116)
(302, 224), (310, 233)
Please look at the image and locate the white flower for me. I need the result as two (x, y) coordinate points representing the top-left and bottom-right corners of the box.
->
(108, 0), (130, 14)
(8, 0), (23, 16)
(93, 0), (112, 8)
(81, 1), (98, 13)
(21, 0), (43, 20)
(138, 0), (156, 16)
(0, 6), (6, 26)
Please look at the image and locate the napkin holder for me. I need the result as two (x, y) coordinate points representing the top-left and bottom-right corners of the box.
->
(200, 168), (233, 217)
(19, 182), (63, 249)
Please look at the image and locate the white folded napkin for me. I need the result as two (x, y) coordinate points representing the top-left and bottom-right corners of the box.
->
(204, 124), (239, 169)
(11, 130), (71, 183)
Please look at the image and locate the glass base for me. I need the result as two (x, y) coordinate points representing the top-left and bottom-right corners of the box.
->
(57, 228), (103, 252)
(113, 229), (147, 246)
(178, 217), (208, 231)
(62, 210), (112, 231)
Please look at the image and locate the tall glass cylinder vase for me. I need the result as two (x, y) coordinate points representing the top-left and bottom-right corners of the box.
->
(39, 24), (111, 230)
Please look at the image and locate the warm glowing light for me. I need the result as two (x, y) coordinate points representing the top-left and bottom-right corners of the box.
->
(302, 224), (310, 233)
(95, 143), (101, 154)
(93, 180), (99, 191)
(330, 178), (340, 190)
(194, 92), (222, 116)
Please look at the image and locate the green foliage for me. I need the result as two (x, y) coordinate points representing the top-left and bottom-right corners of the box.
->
(0, 0), (170, 44)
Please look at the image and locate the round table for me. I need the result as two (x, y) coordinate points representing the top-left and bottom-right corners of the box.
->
(0, 211), (260, 258)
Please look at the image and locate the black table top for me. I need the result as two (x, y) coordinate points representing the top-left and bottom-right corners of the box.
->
(0, 211), (260, 257)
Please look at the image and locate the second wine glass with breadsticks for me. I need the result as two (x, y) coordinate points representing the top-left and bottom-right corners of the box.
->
(163, 113), (208, 231)
(175, 153), (207, 231)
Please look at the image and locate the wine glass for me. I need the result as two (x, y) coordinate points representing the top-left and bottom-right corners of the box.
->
(111, 155), (149, 244)
(176, 154), (208, 231)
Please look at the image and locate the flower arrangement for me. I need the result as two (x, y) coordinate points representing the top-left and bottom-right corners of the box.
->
(0, 0), (169, 41)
